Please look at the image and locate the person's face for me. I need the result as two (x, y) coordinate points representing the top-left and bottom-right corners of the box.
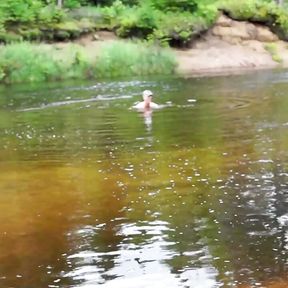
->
(144, 94), (152, 102)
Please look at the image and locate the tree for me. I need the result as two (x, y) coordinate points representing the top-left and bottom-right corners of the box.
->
(57, 0), (63, 8)
(275, 0), (284, 6)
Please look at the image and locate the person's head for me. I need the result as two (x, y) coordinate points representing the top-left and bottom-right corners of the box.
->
(142, 90), (153, 102)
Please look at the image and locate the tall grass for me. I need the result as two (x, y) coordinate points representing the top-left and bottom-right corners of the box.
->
(0, 43), (92, 83)
(0, 41), (177, 84)
(95, 41), (177, 77)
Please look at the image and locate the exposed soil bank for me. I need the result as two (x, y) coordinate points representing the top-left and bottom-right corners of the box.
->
(175, 14), (288, 76)
(69, 14), (288, 77)
(5, 14), (287, 81)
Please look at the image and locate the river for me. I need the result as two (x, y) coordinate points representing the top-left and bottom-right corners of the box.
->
(0, 70), (287, 288)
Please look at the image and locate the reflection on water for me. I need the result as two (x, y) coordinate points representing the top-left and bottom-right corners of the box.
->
(0, 71), (287, 288)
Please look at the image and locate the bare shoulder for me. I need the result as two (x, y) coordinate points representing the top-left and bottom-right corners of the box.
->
(150, 102), (160, 109)
(132, 102), (144, 109)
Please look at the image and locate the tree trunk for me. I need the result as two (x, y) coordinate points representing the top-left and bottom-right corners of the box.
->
(276, 0), (284, 6)
(57, 0), (63, 8)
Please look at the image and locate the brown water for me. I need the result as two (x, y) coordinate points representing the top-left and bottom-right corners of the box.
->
(0, 71), (287, 288)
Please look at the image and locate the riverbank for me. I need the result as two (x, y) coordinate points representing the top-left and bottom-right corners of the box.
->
(2, 0), (288, 84)
(1, 14), (288, 84)
(65, 14), (288, 77)
(175, 14), (288, 76)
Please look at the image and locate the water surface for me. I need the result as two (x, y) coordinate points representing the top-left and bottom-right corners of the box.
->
(0, 71), (287, 288)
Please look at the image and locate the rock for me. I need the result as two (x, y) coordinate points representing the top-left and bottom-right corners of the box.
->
(216, 14), (233, 27)
(221, 36), (241, 45)
(93, 33), (100, 41)
(212, 14), (279, 43)
(245, 23), (257, 39)
(212, 25), (251, 40)
(243, 40), (266, 53)
(256, 26), (278, 42)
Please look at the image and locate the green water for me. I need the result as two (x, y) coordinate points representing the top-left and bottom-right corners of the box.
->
(0, 71), (287, 288)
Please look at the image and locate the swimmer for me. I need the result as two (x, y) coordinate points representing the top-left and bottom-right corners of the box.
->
(133, 90), (159, 110)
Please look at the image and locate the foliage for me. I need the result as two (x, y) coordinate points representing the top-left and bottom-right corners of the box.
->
(0, 41), (177, 84)
(94, 0), (218, 46)
(68, 6), (103, 21)
(116, 2), (159, 38)
(147, 0), (198, 12)
(264, 42), (282, 63)
(0, 0), (43, 24)
(64, 0), (84, 9)
(77, 0), (139, 5)
(0, 0), (65, 33)
(2, 0), (288, 49)
(220, 0), (288, 40)
(0, 42), (92, 83)
(95, 40), (176, 77)
(149, 5), (218, 47)
(37, 4), (66, 24)
(0, 32), (23, 44)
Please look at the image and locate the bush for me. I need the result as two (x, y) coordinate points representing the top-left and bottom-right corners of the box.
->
(68, 6), (103, 22)
(0, 0), (220, 47)
(95, 1), (218, 47)
(220, 0), (288, 40)
(0, 41), (177, 83)
(18, 28), (42, 41)
(37, 5), (66, 24)
(0, 42), (92, 83)
(147, 0), (198, 12)
(95, 41), (177, 77)
(0, 32), (23, 44)
(0, 0), (66, 34)
(264, 42), (282, 63)
(0, 0), (43, 24)
(116, 3), (158, 38)
(148, 5), (218, 47)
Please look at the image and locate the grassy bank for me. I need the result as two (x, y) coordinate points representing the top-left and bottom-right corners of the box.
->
(0, 41), (176, 84)
(2, 0), (288, 84)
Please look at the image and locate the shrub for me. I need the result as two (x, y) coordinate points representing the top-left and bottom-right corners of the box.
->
(0, 41), (177, 83)
(68, 6), (103, 22)
(220, 0), (288, 40)
(94, 40), (177, 77)
(0, 1), (66, 35)
(147, 0), (198, 12)
(0, 42), (92, 83)
(17, 28), (42, 41)
(100, 0), (127, 28)
(264, 42), (282, 63)
(116, 3), (158, 38)
(0, 32), (23, 44)
(149, 6), (218, 47)
(37, 5), (66, 24)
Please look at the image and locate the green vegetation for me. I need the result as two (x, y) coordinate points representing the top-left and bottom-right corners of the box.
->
(1, 0), (288, 83)
(2, 1), (288, 45)
(264, 42), (283, 63)
(2, 0), (288, 45)
(95, 0), (218, 47)
(220, 0), (288, 41)
(95, 41), (176, 77)
(0, 0), (219, 45)
(0, 41), (176, 83)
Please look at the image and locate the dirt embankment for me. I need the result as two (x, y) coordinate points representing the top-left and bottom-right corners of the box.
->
(175, 14), (288, 76)
(55, 14), (288, 76)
